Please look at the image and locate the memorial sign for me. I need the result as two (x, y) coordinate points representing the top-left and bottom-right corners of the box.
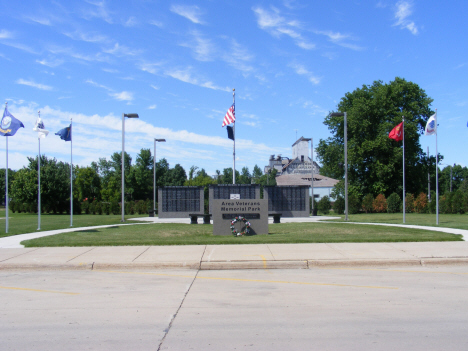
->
(212, 199), (268, 236)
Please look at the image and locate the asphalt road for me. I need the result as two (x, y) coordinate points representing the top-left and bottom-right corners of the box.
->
(1, 266), (468, 350)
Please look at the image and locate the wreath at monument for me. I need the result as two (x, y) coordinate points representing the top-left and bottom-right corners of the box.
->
(230, 216), (251, 236)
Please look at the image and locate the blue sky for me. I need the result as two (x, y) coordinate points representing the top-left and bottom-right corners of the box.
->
(0, 0), (466, 175)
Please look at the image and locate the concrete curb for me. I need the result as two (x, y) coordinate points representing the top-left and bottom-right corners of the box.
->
(2, 258), (468, 271)
(200, 260), (308, 270)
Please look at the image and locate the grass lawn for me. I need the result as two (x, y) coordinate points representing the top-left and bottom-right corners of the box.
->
(0, 208), (148, 237)
(327, 212), (468, 230)
(21, 221), (463, 247)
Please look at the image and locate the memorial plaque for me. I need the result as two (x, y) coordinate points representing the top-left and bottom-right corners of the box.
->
(158, 186), (204, 218)
(264, 186), (310, 217)
(212, 199), (268, 236)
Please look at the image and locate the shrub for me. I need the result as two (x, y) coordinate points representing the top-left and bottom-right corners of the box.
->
(82, 200), (89, 214)
(452, 190), (465, 214)
(73, 198), (81, 215)
(372, 194), (387, 213)
(136, 200), (146, 214)
(128, 201), (135, 215)
(95, 202), (102, 215)
(111, 201), (120, 215)
(89, 201), (96, 215)
(413, 193), (428, 213)
(428, 190), (437, 214)
(362, 194), (374, 213)
(317, 196), (331, 215)
(10, 200), (16, 213)
(333, 196), (345, 215)
(348, 193), (361, 214)
(405, 193), (415, 213)
(387, 193), (401, 213)
(101, 202), (110, 215)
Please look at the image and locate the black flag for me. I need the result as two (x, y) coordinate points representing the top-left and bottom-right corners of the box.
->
(227, 125), (234, 140)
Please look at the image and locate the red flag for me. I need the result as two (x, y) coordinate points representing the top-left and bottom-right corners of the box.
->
(222, 103), (235, 127)
(389, 122), (403, 141)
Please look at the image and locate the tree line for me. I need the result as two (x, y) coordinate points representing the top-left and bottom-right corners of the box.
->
(0, 150), (277, 214)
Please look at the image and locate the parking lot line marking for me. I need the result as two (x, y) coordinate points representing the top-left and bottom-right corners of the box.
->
(0, 286), (79, 295)
(94, 270), (397, 290)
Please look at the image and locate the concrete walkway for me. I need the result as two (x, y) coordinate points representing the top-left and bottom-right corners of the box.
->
(1, 216), (468, 270)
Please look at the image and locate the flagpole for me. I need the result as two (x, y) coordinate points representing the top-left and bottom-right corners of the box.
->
(232, 88), (236, 185)
(38, 133), (41, 231)
(5, 134), (8, 234)
(435, 109), (439, 225)
(402, 116), (405, 224)
(70, 118), (73, 227)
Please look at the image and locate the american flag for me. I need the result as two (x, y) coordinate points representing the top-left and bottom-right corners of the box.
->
(221, 103), (235, 127)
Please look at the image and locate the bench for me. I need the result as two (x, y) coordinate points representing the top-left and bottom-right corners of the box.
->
(189, 214), (212, 224)
(269, 213), (283, 224)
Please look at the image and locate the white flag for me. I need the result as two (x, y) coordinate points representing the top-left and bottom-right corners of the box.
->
(33, 117), (49, 138)
(425, 113), (437, 136)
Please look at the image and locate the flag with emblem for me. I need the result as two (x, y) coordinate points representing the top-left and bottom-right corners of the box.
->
(0, 105), (24, 137)
(389, 122), (404, 141)
(55, 124), (72, 141)
(425, 113), (437, 136)
(33, 115), (49, 138)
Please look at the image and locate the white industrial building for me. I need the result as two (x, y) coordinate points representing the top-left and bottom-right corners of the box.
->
(265, 137), (339, 201)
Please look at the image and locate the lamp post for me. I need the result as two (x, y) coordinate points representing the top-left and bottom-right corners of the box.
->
(330, 112), (348, 221)
(121, 113), (139, 222)
(154, 138), (166, 215)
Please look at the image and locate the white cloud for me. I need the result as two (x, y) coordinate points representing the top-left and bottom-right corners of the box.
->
(82, 0), (113, 24)
(151, 85), (159, 90)
(180, 30), (214, 61)
(124, 16), (137, 27)
(394, 1), (418, 35)
(86, 79), (133, 101)
(170, 5), (205, 24)
(252, 6), (315, 50)
(222, 39), (255, 73)
(148, 104), (157, 109)
(165, 67), (230, 92)
(47, 45), (111, 63)
(0, 103), (278, 174)
(16, 78), (53, 91)
(64, 30), (108, 43)
(111, 91), (133, 101)
(288, 62), (320, 84)
(149, 20), (163, 27)
(138, 62), (164, 75)
(24, 16), (52, 26)
(103, 43), (143, 57)
(36, 58), (64, 67)
(314, 30), (365, 51)
(0, 29), (13, 39)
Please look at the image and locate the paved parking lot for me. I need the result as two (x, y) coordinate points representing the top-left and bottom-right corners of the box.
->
(2, 266), (468, 350)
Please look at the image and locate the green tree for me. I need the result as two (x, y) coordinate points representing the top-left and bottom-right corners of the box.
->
(165, 164), (187, 186)
(0, 168), (16, 204)
(11, 168), (37, 206)
(317, 77), (438, 198)
(75, 166), (101, 201)
(238, 167), (252, 184)
(252, 165), (263, 184)
(130, 148), (153, 200)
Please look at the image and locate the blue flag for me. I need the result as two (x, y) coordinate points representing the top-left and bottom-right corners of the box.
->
(227, 125), (234, 140)
(0, 106), (24, 137)
(55, 124), (72, 141)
